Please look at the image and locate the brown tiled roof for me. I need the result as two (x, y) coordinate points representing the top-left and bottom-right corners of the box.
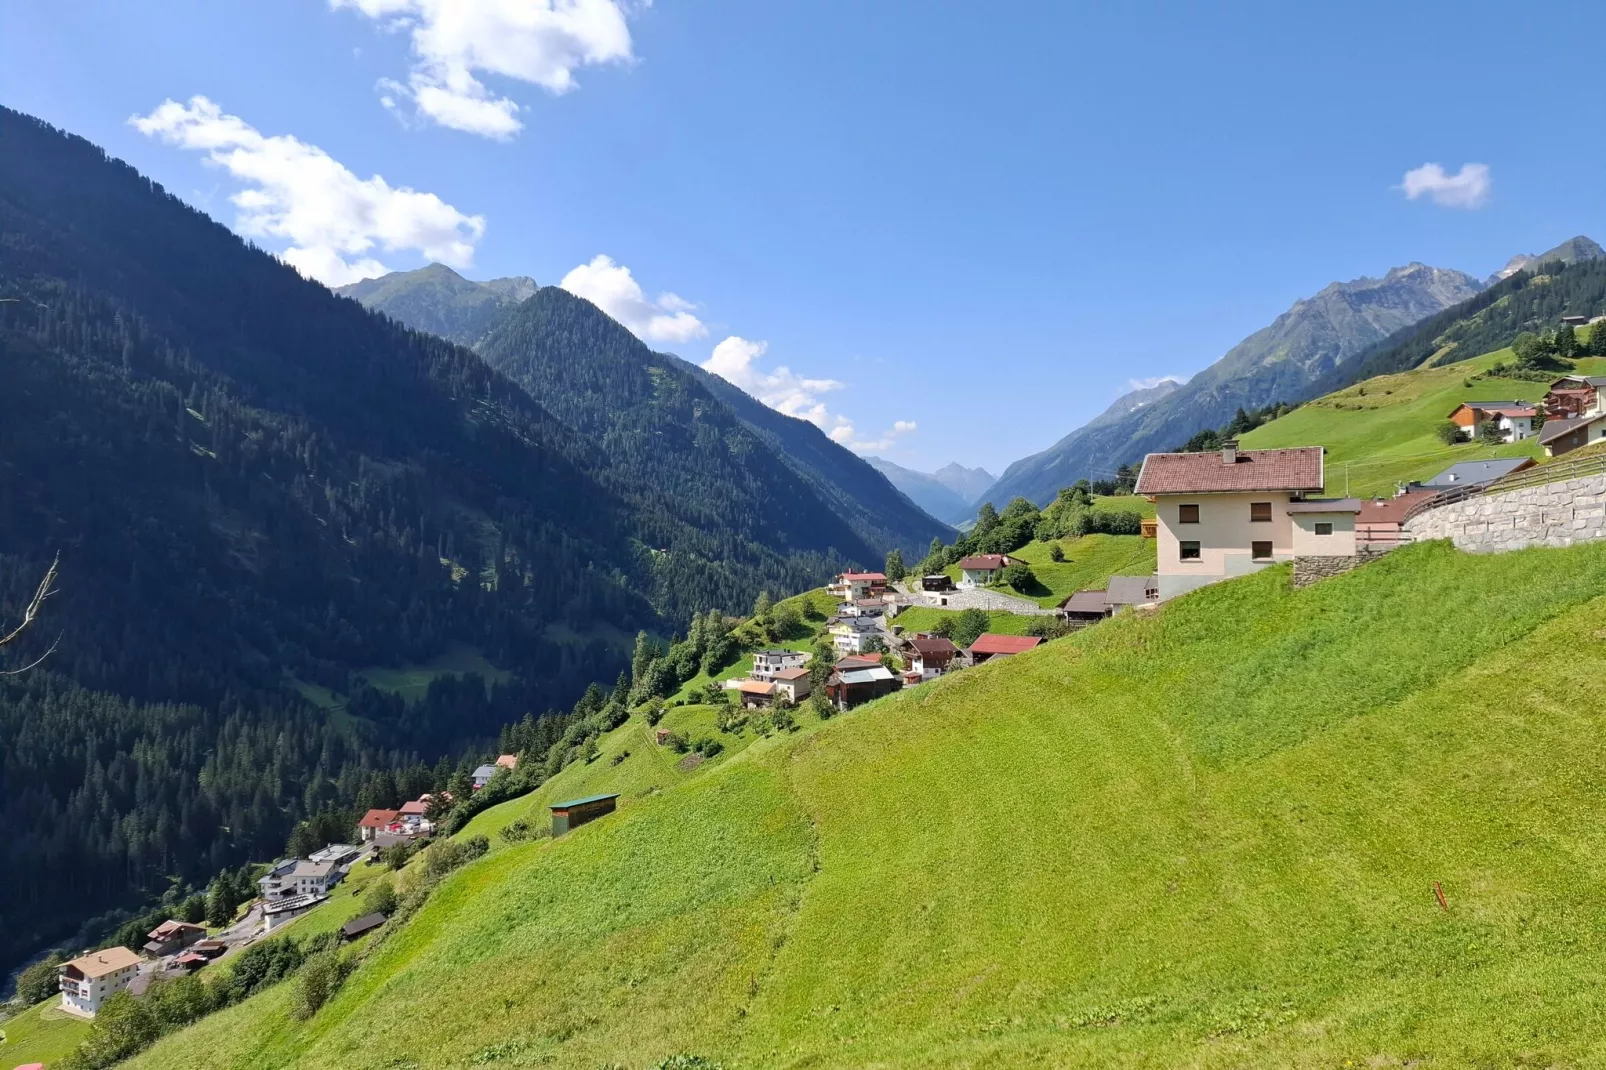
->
(1134, 447), (1324, 495)
(358, 808), (400, 829)
(65, 947), (141, 978)
(907, 636), (958, 655)
(1355, 491), (1438, 526)
(968, 634), (1043, 656)
(729, 679), (775, 695)
(956, 554), (1011, 571)
(838, 571), (886, 582)
(398, 800), (429, 815)
(834, 654), (883, 669)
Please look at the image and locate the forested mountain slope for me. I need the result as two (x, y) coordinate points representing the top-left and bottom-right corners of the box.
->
(128, 539), (1606, 1068)
(343, 267), (953, 555)
(0, 108), (797, 976)
(335, 263), (536, 348)
(477, 288), (887, 620)
(988, 264), (1483, 505)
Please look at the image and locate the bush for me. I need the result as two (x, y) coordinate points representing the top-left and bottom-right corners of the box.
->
(290, 948), (352, 1020)
(1000, 562), (1035, 591)
(15, 950), (65, 1005)
(810, 692), (835, 721)
(361, 879), (398, 917)
(1025, 616), (1074, 639)
(661, 730), (689, 753)
(692, 736), (725, 758)
(652, 1058), (724, 1070)
(646, 702), (666, 726)
(1048, 543), (1065, 563)
(1436, 420), (1464, 445)
(610, 748), (631, 766)
(770, 705), (797, 733)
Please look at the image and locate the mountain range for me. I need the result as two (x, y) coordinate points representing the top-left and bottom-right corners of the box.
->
(863, 457), (997, 524)
(337, 264), (951, 555)
(0, 107), (942, 974)
(1486, 235), (1605, 284)
(985, 262), (1494, 506)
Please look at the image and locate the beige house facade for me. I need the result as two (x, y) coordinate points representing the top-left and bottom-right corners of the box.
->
(1136, 444), (1327, 601)
(59, 946), (141, 1017)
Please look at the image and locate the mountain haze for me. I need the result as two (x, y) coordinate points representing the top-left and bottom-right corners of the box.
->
(863, 456), (977, 523)
(931, 461), (996, 504)
(987, 263), (1484, 505)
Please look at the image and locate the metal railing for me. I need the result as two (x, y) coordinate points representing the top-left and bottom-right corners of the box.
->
(1401, 449), (1606, 528)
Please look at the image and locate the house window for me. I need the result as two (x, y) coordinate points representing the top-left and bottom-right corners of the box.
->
(1250, 502), (1272, 522)
(1251, 541), (1273, 560)
(1179, 541), (1201, 561)
(1178, 504), (1200, 524)
(1314, 522), (1333, 535)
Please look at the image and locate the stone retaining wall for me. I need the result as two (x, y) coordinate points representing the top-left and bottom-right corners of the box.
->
(1291, 548), (1392, 587)
(1404, 473), (1606, 553)
(909, 588), (1057, 616)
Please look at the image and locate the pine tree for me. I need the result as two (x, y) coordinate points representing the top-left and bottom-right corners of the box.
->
(884, 549), (906, 582)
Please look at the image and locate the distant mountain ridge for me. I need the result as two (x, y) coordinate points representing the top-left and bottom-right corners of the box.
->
(1487, 235), (1604, 284)
(341, 266), (952, 554)
(864, 457), (978, 524)
(986, 262), (1485, 506)
(336, 263), (538, 347)
(931, 462), (996, 504)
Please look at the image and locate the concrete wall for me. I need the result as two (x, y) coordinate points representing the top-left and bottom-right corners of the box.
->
(1290, 511), (1357, 556)
(1404, 473), (1606, 552)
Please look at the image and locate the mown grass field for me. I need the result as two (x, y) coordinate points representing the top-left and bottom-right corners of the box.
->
(127, 537), (1606, 1068)
(0, 998), (92, 1067)
(1007, 532), (1157, 606)
(890, 605), (1042, 635)
(1242, 350), (1606, 498)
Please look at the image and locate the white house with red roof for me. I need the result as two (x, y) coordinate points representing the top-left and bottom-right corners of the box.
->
(1446, 401), (1537, 443)
(357, 808), (401, 842)
(828, 570), (887, 601)
(1136, 442), (1328, 601)
(955, 554), (1019, 589)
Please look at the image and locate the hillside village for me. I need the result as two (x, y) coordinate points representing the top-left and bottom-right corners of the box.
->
(10, 313), (1606, 1069)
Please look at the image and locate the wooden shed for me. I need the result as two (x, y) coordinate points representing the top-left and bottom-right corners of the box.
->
(550, 793), (619, 837)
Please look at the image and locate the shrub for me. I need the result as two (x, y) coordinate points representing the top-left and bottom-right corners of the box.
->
(692, 736), (725, 758)
(1000, 562), (1035, 591)
(361, 878), (398, 917)
(646, 702), (666, 726)
(715, 705), (746, 734)
(661, 731), (689, 753)
(1048, 543), (1065, 563)
(810, 692), (835, 721)
(770, 705), (797, 733)
(610, 748), (631, 766)
(15, 950), (65, 1005)
(290, 949), (352, 1020)
(1436, 420), (1464, 445)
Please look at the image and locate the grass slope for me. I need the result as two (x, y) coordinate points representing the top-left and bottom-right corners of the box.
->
(131, 540), (1606, 1068)
(1242, 350), (1606, 497)
(0, 999), (92, 1067)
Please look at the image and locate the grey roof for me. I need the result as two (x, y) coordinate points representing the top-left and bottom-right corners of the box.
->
(472, 764), (500, 778)
(1539, 412), (1606, 445)
(1105, 575), (1157, 606)
(836, 667), (895, 685)
(289, 860), (334, 879)
(550, 793), (618, 810)
(1285, 498), (1363, 514)
(1061, 590), (1111, 615)
(1422, 458), (1534, 487)
(1553, 375), (1606, 388)
(341, 913), (387, 938)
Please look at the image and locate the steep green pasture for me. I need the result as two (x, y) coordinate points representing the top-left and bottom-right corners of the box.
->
(0, 999), (92, 1067)
(1007, 532), (1157, 606)
(891, 606), (1041, 636)
(130, 540), (1606, 1068)
(1243, 350), (1606, 497)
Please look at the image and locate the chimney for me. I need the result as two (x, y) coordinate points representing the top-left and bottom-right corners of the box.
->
(1222, 439), (1239, 465)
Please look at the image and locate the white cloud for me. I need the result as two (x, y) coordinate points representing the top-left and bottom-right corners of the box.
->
(131, 96), (485, 286)
(560, 255), (706, 343)
(332, 0), (638, 138)
(703, 336), (915, 454)
(1400, 162), (1491, 209)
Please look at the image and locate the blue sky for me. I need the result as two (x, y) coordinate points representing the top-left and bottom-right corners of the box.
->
(4, 1), (1603, 473)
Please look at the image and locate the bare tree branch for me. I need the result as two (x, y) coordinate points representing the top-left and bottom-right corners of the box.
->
(0, 554), (60, 673)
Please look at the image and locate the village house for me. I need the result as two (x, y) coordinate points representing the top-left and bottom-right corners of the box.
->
(834, 654), (884, 671)
(1135, 443), (1327, 600)
(1541, 412), (1606, 456)
(1286, 498), (1362, 557)
(1561, 314), (1591, 327)
(837, 598), (886, 618)
(261, 893), (328, 935)
(965, 633), (1042, 665)
(1059, 590), (1112, 623)
(397, 798), (431, 830)
(1355, 491), (1437, 549)
(918, 574), (954, 592)
(341, 913), (386, 942)
(258, 859), (340, 901)
(142, 920), (205, 958)
(551, 793), (618, 836)
(828, 570), (888, 601)
(771, 667), (812, 703)
(751, 649), (810, 681)
(1543, 374), (1605, 420)
(358, 808), (401, 842)
(309, 843), (361, 866)
(726, 678), (777, 708)
(955, 554), (1019, 589)
(58, 947), (141, 1018)
(471, 764), (501, 790)
(825, 665), (901, 710)
(1446, 401), (1537, 443)
(495, 754), (518, 771)
(828, 614), (883, 655)
(902, 635), (959, 680)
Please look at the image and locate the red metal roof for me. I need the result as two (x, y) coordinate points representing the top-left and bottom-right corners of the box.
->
(968, 634), (1043, 656)
(1134, 447), (1324, 495)
(956, 554), (1012, 571)
(358, 808), (400, 829)
(1355, 491), (1438, 526)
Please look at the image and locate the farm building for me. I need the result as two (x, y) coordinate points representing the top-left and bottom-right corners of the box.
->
(966, 634), (1043, 665)
(551, 794), (619, 837)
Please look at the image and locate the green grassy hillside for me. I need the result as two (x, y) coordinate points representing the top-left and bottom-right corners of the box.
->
(0, 999), (92, 1067)
(124, 537), (1606, 1069)
(1242, 349), (1606, 497)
